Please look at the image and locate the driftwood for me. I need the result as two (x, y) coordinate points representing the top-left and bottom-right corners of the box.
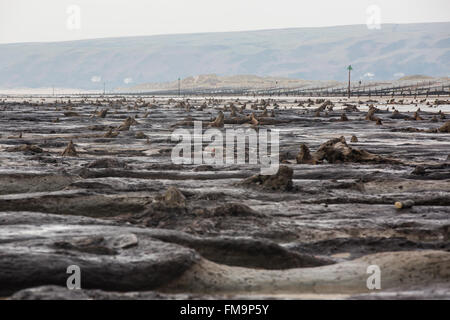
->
(297, 136), (400, 164)
(365, 107), (378, 121)
(103, 128), (119, 138)
(414, 112), (423, 121)
(61, 140), (77, 157)
(118, 117), (138, 131)
(439, 121), (450, 133)
(296, 144), (317, 164)
(209, 111), (224, 128)
(63, 111), (80, 117)
(162, 186), (186, 208)
(395, 200), (414, 209)
(241, 165), (293, 191)
(6, 144), (43, 153)
(135, 131), (148, 139)
(97, 108), (108, 118)
(250, 113), (259, 126)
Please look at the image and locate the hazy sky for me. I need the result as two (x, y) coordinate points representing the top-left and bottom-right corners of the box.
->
(1, 0), (449, 43)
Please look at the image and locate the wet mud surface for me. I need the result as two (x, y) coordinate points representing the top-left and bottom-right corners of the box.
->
(0, 96), (449, 299)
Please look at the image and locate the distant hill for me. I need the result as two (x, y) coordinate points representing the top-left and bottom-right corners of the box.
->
(0, 22), (449, 89)
(126, 74), (336, 92)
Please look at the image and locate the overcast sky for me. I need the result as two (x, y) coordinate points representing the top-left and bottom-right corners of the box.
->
(1, 0), (449, 44)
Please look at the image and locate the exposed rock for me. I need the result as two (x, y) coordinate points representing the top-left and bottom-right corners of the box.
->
(350, 135), (358, 143)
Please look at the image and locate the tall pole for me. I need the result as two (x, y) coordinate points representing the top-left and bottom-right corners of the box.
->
(178, 78), (181, 96)
(347, 65), (352, 98)
(103, 82), (106, 95)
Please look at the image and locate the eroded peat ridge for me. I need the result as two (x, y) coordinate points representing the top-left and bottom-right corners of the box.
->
(0, 96), (449, 299)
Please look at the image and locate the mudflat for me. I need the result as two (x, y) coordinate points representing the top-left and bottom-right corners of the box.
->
(0, 95), (449, 299)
